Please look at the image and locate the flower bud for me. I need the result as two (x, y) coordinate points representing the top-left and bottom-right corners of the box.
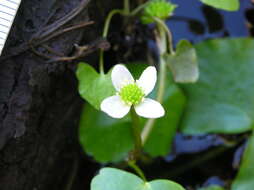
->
(140, 0), (177, 24)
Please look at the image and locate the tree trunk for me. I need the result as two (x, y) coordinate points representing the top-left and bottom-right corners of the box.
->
(0, 0), (120, 189)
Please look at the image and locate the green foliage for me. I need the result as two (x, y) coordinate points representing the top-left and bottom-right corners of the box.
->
(181, 38), (254, 134)
(198, 185), (224, 190)
(144, 80), (186, 156)
(79, 104), (134, 163)
(200, 0), (239, 11)
(91, 167), (185, 190)
(232, 133), (254, 190)
(141, 0), (177, 24)
(165, 40), (199, 83)
(128, 63), (186, 156)
(76, 63), (115, 110)
(79, 63), (186, 162)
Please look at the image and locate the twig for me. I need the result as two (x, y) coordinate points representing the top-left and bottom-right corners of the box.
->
(0, 0), (91, 61)
(31, 0), (90, 40)
(42, 45), (65, 57)
(46, 38), (110, 63)
(32, 21), (94, 46)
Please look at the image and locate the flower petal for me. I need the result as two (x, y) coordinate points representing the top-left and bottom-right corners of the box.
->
(111, 64), (134, 91)
(134, 98), (165, 118)
(137, 66), (157, 95)
(100, 95), (131, 118)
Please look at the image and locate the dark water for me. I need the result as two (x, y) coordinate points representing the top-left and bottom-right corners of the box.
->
(169, 0), (252, 44)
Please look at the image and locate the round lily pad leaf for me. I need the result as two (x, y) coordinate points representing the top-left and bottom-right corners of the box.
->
(200, 0), (239, 11)
(79, 104), (134, 163)
(181, 38), (254, 134)
(91, 167), (185, 190)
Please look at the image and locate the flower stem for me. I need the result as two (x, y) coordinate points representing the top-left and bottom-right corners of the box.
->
(141, 21), (168, 145)
(128, 161), (147, 181)
(129, 2), (149, 16)
(154, 17), (175, 54)
(99, 50), (105, 75)
(130, 107), (142, 157)
(141, 119), (155, 145)
(141, 56), (166, 144)
(124, 0), (130, 14)
(99, 9), (125, 74)
(157, 53), (166, 103)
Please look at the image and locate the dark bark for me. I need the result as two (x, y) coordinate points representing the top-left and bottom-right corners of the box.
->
(0, 0), (120, 189)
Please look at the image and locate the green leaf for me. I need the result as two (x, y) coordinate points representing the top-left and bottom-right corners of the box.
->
(165, 40), (199, 83)
(76, 63), (115, 110)
(200, 0), (239, 11)
(127, 63), (187, 157)
(79, 104), (134, 163)
(232, 133), (254, 190)
(181, 38), (254, 134)
(199, 185), (224, 190)
(144, 82), (186, 157)
(79, 63), (186, 161)
(91, 167), (185, 190)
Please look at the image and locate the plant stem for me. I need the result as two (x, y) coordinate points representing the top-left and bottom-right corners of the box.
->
(99, 9), (124, 74)
(129, 2), (149, 16)
(102, 10), (125, 38)
(64, 155), (79, 190)
(130, 107), (142, 156)
(141, 23), (168, 145)
(99, 50), (105, 74)
(128, 161), (147, 181)
(124, 0), (130, 14)
(157, 57), (166, 103)
(154, 17), (175, 54)
(141, 119), (155, 145)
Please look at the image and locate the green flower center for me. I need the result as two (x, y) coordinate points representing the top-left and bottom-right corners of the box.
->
(119, 83), (145, 105)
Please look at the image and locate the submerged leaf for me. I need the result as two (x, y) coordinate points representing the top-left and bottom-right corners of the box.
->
(165, 40), (199, 83)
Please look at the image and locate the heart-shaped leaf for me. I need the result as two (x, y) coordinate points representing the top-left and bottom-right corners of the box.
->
(76, 63), (115, 110)
(232, 133), (254, 190)
(200, 0), (239, 11)
(79, 104), (134, 163)
(165, 40), (199, 83)
(91, 167), (185, 190)
(181, 38), (254, 134)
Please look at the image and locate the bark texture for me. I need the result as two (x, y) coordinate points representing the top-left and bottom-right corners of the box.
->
(0, 0), (120, 189)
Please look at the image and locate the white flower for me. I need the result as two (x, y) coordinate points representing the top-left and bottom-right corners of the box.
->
(100, 64), (165, 119)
